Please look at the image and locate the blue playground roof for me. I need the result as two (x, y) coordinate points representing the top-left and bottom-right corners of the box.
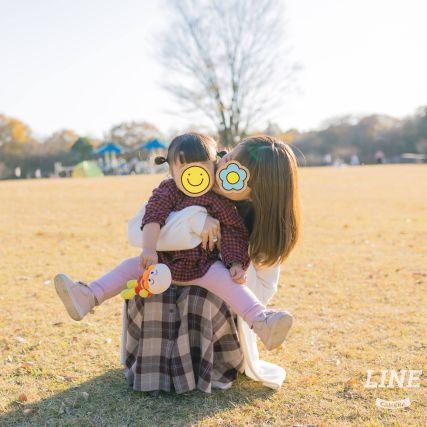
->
(95, 142), (126, 154)
(138, 139), (168, 151)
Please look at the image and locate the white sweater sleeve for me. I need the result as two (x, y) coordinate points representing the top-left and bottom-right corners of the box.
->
(245, 263), (280, 305)
(127, 204), (207, 250)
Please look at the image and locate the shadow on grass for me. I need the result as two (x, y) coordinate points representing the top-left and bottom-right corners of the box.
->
(1, 369), (275, 426)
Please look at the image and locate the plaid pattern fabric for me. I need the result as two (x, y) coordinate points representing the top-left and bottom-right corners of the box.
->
(141, 179), (250, 282)
(124, 285), (243, 393)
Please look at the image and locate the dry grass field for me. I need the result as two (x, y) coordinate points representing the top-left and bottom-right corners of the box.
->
(0, 165), (426, 426)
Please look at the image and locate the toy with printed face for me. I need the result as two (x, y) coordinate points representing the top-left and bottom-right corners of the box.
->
(120, 264), (172, 299)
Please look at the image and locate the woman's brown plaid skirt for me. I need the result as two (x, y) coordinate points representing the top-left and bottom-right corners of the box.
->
(124, 285), (244, 393)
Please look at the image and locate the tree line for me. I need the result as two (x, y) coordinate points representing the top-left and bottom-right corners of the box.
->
(0, 106), (426, 179)
(0, 118), (163, 178)
(290, 106), (427, 165)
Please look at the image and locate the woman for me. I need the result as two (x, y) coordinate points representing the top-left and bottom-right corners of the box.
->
(55, 136), (300, 393)
(123, 135), (301, 393)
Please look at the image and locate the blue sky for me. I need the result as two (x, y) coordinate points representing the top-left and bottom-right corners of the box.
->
(0, 0), (426, 138)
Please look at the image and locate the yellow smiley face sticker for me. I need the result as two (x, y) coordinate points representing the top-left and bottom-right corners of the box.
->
(180, 164), (212, 196)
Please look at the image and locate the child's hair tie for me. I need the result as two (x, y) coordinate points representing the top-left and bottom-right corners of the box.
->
(155, 156), (168, 165)
(217, 150), (227, 159)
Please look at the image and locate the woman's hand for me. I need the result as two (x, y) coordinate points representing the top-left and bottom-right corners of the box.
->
(201, 215), (221, 251)
(140, 248), (158, 270)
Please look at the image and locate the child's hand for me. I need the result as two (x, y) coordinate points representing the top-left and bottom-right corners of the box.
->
(140, 248), (158, 270)
(230, 263), (246, 284)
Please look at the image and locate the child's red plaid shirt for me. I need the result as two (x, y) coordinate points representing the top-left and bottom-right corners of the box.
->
(141, 178), (250, 282)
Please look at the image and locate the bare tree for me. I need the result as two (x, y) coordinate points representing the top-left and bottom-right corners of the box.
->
(160, 0), (298, 147)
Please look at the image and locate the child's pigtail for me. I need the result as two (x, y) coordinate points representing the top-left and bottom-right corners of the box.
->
(155, 156), (167, 165)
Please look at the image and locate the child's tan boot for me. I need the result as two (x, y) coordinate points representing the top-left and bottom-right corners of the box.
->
(252, 310), (293, 350)
(54, 273), (96, 321)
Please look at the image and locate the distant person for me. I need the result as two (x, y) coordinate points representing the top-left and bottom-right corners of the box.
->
(128, 157), (139, 174)
(350, 154), (360, 166)
(375, 150), (385, 164)
(333, 158), (344, 167)
(323, 153), (332, 165)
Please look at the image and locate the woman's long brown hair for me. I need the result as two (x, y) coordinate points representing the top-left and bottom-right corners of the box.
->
(235, 135), (301, 266)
